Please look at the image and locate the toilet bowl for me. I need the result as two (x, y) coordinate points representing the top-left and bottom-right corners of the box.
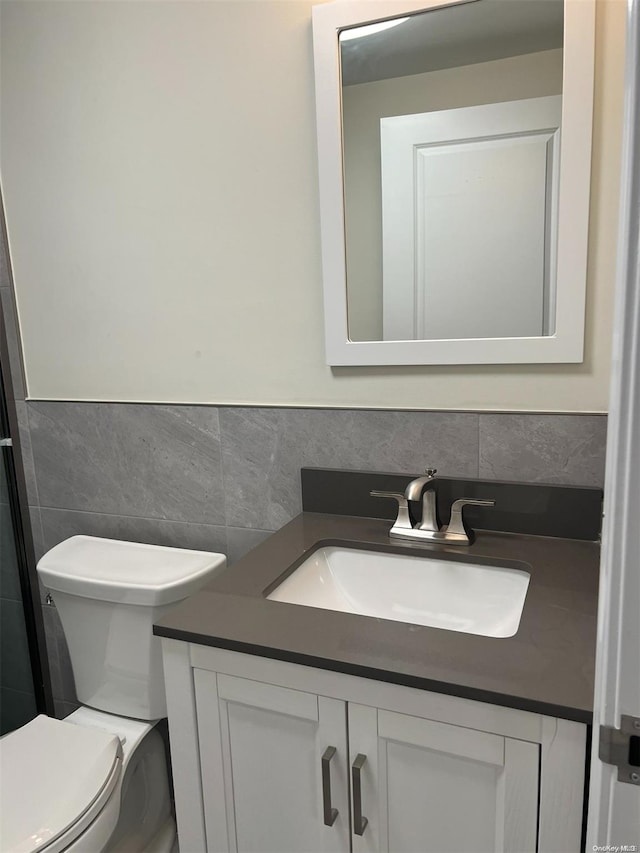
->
(0, 536), (226, 853)
(0, 710), (173, 853)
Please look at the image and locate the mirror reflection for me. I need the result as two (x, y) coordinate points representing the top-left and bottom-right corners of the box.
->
(340, 0), (564, 343)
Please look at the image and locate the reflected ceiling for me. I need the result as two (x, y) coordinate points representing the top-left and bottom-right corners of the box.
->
(340, 0), (564, 85)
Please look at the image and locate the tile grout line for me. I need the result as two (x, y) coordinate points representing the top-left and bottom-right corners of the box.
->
(216, 405), (231, 556)
(36, 504), (230, 527)
(24, 401), (42, 510)
(36, 503), (277, 535)
(21, 402), (46, 561)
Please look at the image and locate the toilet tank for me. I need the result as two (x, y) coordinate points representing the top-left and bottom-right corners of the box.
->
(38, 536), (226, 720)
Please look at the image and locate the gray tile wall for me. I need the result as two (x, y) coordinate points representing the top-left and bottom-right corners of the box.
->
(16, 400), (607, 709)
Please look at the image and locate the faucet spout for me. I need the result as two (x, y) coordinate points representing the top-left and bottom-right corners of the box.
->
(404, 468), (438, 502)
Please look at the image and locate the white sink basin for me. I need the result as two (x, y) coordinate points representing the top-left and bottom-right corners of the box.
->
(267, 546), (530, 638)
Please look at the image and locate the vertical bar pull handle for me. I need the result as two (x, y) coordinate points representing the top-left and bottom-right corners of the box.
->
(352, 753), (368, 836)
(322, 746), (338, 826)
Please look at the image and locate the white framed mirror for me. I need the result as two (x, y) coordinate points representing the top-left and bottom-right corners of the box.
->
(312, 0), (595, 365)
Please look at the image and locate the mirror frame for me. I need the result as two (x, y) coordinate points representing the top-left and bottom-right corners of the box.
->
(312, 0), (595, 366)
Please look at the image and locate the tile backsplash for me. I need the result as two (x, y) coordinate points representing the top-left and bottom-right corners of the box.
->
(15, 400), (606, 710)
(24, 403), (607, 554)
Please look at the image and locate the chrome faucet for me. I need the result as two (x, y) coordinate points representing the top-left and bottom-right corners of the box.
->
(404, 467), (439, 532)
(371, 468), (495, 546)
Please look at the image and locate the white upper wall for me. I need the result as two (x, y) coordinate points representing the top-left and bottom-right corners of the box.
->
(0, 0), (626, 411)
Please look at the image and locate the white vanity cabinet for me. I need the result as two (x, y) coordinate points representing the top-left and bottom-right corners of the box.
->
(161, 641), (587, 853)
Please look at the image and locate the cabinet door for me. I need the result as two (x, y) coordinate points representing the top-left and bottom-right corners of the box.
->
(194, 669), (350, 853)
(348, 704), (539, 853)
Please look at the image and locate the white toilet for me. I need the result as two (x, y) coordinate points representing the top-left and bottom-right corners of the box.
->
(0, 535), (226, 853)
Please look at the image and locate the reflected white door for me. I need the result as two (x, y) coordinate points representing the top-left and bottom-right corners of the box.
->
(381, 96), (561, 341)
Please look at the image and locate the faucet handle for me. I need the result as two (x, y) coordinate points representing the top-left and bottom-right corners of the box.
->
(450, 498), (496, 509)
(424, 467), (437, 477)
(446, 498), (496, 542)
(370, 490), (413, 531)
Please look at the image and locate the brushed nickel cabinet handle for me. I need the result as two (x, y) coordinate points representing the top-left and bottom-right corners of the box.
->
(322, 746), (338, 827)
(352, 753), (368, 836)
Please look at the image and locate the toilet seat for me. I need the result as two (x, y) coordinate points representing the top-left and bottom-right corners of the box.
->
(0, 715), (123, 853)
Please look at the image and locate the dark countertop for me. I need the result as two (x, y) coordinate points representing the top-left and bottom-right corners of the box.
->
(154, 512), (600, 723)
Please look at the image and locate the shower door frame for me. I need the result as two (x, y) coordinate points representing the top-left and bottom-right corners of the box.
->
(0, 280), (54, 720)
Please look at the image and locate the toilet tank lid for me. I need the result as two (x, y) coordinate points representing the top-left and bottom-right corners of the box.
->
(37, 536), (227, 606)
